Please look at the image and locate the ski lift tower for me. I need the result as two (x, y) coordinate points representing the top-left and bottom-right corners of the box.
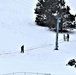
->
(54, 13), (61, 50)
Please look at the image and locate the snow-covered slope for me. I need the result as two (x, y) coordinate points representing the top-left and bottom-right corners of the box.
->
(0, 0), (76, 75)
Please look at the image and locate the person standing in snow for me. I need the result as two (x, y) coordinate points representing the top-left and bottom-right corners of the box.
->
(63, 34), (66, 41)
(21, 45), (24, 53)
(67, 33), (69, 41)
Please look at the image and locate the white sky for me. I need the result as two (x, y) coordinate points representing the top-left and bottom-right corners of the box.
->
(65, 0), (76, 14)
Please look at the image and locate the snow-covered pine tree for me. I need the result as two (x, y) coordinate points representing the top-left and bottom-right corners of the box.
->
(34, 0), (59, 28)
(62, 6), (76, 30)
(34, 0), (76, 31)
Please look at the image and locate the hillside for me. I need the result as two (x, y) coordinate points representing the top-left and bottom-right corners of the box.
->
(0, 0), (76, 75)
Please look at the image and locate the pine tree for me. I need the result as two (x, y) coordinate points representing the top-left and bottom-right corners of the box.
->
(34, 0), (75, 31)
(34, 0), (59, 27)
(62, 6), (76, 29)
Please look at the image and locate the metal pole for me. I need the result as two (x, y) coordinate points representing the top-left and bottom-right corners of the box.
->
(55, 15), (60, 50)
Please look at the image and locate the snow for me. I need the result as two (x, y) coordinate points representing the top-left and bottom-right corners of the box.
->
(0, 0), (76, 75)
